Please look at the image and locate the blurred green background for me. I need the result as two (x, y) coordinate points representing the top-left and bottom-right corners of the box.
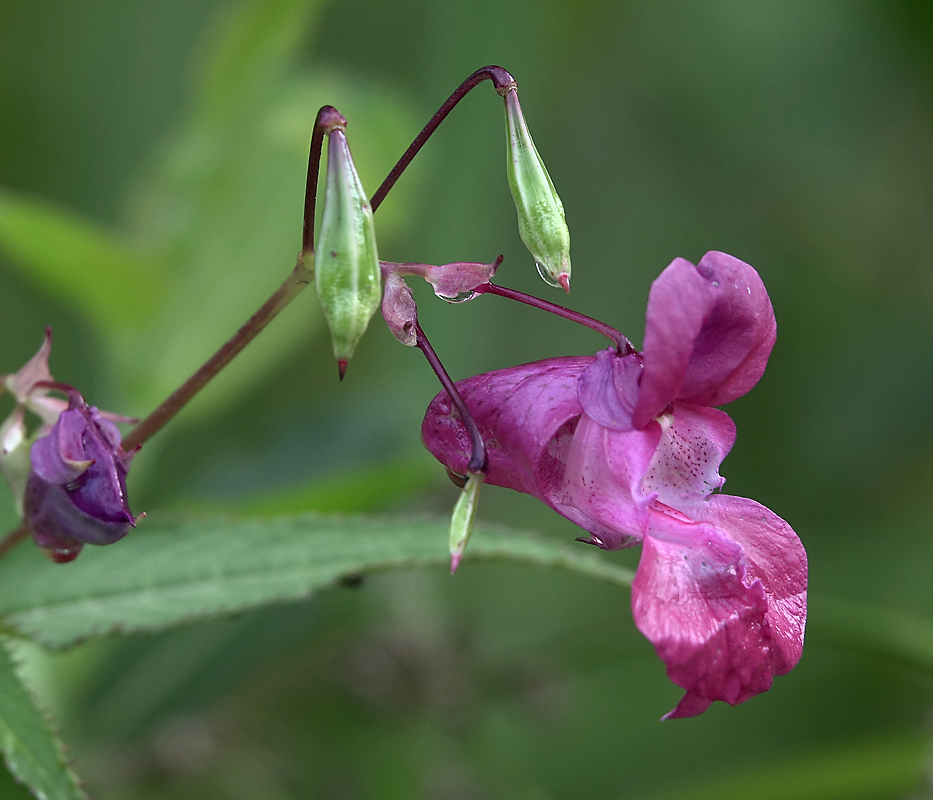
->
(3, 0), (933, 797)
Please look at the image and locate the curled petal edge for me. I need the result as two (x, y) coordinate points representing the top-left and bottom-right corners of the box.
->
(634, 252), (777, 428)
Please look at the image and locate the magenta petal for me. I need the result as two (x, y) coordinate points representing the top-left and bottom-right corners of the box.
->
(632, 512), (774, 719)
(679, 252), (777, 407)
(642, 402), (736, 506)
(88, 407), (124, 450)
(577, 350), (641, 431)
(381, 272), (418, 346)
(699, 495), (807, 675)
(422, 260), (499, 301)
(632, 257), (711, 428)
(422, 357), (590, 496)
(559, 414), (660, 549)
(633, 252), (777, 428)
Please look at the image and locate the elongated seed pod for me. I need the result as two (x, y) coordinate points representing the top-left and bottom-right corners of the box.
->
(504, 88), (571, 291)
(315, 125), (382, 369)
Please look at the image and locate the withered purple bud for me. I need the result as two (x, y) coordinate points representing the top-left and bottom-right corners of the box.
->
(381, 272), (418, 346)
(24, 386), (140, 563)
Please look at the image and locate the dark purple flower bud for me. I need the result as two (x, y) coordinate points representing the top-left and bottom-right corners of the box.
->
(23, 386), (139, 563)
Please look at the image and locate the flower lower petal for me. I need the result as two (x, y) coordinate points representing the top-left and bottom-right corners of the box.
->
(698, 494), (807, 675)
(632, 511), (775, 719)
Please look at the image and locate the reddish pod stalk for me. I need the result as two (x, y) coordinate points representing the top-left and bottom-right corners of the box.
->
(474, 282), (635, 355)
(370, 66), (515, 212)
(414, 324), (487, 475)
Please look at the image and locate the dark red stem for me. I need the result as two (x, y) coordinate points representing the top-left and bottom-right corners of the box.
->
(415, 323), (487, 474)
(369, 66), (516, 212)
(474, 282), (635, 355)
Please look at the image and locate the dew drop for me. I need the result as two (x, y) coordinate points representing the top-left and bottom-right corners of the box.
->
(437, 290), (477, 303)
(535, 261), (561, 288)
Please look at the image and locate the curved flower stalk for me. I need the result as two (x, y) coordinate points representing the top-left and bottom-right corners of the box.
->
(421, 251), (807, 718)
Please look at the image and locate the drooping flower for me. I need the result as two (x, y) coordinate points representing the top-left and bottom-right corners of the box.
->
(421, 251), (807, 718)
(1, 329), (140, 562)
(24, 386), (140, 563)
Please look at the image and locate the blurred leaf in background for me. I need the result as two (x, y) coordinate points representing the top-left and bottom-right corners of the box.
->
(2, 0), (933, 798)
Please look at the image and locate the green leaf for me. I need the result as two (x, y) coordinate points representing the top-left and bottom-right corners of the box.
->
(0, 637), (86, 800)
(0, 190), (163, 333)
(0, 513), (633, 650)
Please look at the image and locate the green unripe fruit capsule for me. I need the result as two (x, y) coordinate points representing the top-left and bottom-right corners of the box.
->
(504, 88), (571, 292)
(314, 122), (381, 372)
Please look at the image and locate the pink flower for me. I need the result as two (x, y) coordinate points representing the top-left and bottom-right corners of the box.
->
(421, 251), (807, 719)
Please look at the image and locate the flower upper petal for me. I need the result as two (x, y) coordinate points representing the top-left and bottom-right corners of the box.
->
(2, 328), (53, 403)
(633, 252), (777, 428)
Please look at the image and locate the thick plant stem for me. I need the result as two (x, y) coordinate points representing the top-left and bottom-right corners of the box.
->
(121, 259), (312, 451)
(370, 65), (516, 212)
(415, 323), (487, 475)
(474, 282), (635, 355)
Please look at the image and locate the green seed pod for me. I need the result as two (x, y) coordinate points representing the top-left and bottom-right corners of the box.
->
(315, 126), (381, 372)
(448, 471), (483, 573)
(504, 88), (571, 292)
